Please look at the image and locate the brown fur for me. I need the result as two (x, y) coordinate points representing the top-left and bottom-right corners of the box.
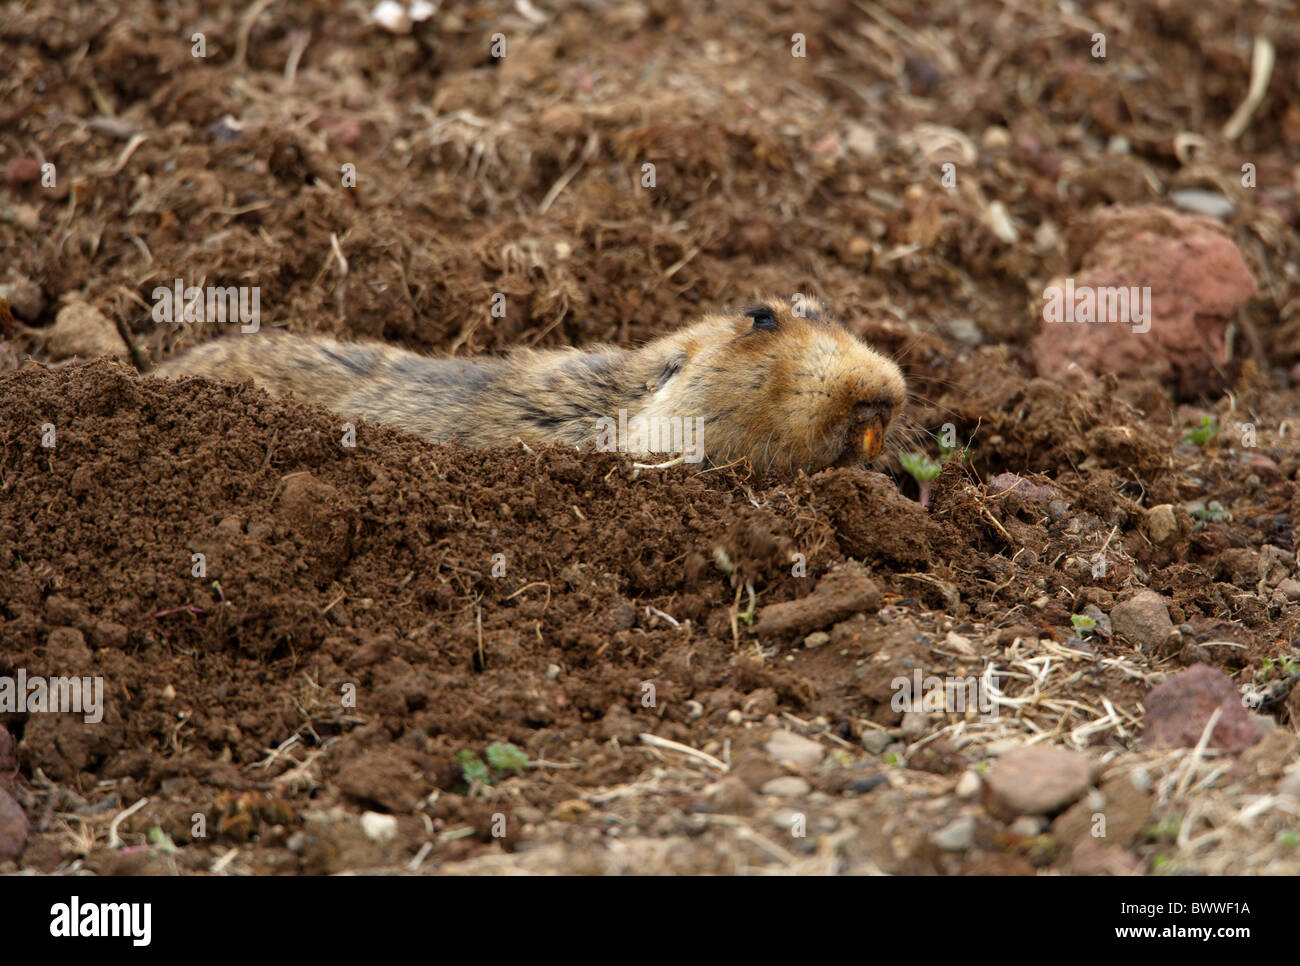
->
(153, 295), (906, 474)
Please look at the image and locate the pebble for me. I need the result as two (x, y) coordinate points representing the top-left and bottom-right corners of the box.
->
(44, 299), (128, 359)
(0, 790), (30, 862)
(359, 811), (398, 845)
(1144, 504), (1180, 546)
(1169, 188), (1236, 221)
(900, 711), (932, 739)
(847, 774), (888, 795)
(1009, 815), (1047, 837)
(861, 730), (892, 755)
(1144, 664), (1263, 752)
(760, 776), (811, 797)
(982, 745), (1093, 817)
(930, 815), (976, 852)
(1276, 578), (1300, 603)
(764, 729), (824, 770)
(955, 770), (981, 800)
(803, 631), (829, 649)
(1109, 591), (1174, 650)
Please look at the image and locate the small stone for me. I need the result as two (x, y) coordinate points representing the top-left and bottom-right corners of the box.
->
(847, 774), (888, 795)
(44, 299), (127, 360)
(0, 789), (29, 861)
(1169, 188), (1236, 221)
(725, 709), (743, 725)
(1144, 505), (1180, 547)
(955, 771), (981, 800)
(1144, 664), (1263, 752)
(1109, 591), (1174, 650)
(1250, 713), (1278, 735)
(760, 776), (811, 797)
(982, 745), (1094, 818)
(1009, 815), (1047, 836)
(6, 204), (40, 233)
(545, 663), (561, 680)
(371, 0), (411, 33)
(1277, 579), (1300, 603)
(764, 730), (824, 770)
(359, 811), (398, 845)
(4, 157), (41, 184)
(940, 317), (983, 348)
(931, 815), (976, 852)
(982, 125), (1011, 149)
(982, 200), (1019, 243)
(861, 730), (892, 755)
(1071, 839), (1143, 875)
(900, 711), (932, 739)
(803, 631), (830, 649)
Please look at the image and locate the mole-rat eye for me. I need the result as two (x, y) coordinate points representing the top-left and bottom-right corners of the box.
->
(744, 306), (778, 331)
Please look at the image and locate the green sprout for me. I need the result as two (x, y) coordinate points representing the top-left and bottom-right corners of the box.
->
(458, 742), (530, 788)
(1190, 501), (1229, 528)
(1261, 656), (1300, 681)
(147, 826), (178, 854)
(1070, 614), (1097, 638)
(1280, 831), (1300, 849)
(899, 452), (943, 507)
(1182, 415), (1218, 447)
(457, 750), (491, 786)
(485, 742), (529, 775)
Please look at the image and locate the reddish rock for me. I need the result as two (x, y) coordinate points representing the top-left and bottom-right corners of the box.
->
(982, 745), (1094, 818)
(4, 157), (41, 185)
(1032, 205), (1257, 400)
(1144, 664), (1262, 752)
(0, 789), (29, 861)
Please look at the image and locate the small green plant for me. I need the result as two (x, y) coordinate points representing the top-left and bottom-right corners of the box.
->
(457, 750), (491, 786)
(147, 826), (178, 853)
(1280, 831), (1300, 849)
(1260, 656), (1300, 681)
(458, 742), (530, 787)
(1190, 500), (1229, 528)
(1070, 614), (1097, 638)
(899, 452), (943, 507)
(1148, 816), (1181, 842)
(885, 752), (901, 767)
(485, 741), (528, 775)
(1182, 415), (1218, 447)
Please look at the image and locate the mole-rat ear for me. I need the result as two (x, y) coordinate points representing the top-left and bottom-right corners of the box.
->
(744, 305), (778, 331)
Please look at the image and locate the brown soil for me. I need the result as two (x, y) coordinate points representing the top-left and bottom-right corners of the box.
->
(2, 0), (1299, 875)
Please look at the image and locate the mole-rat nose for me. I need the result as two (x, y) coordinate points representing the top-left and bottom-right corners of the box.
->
(851, 401), (889, 426)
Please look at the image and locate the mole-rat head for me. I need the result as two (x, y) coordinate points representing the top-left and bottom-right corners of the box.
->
(673, 295), (907, 474)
